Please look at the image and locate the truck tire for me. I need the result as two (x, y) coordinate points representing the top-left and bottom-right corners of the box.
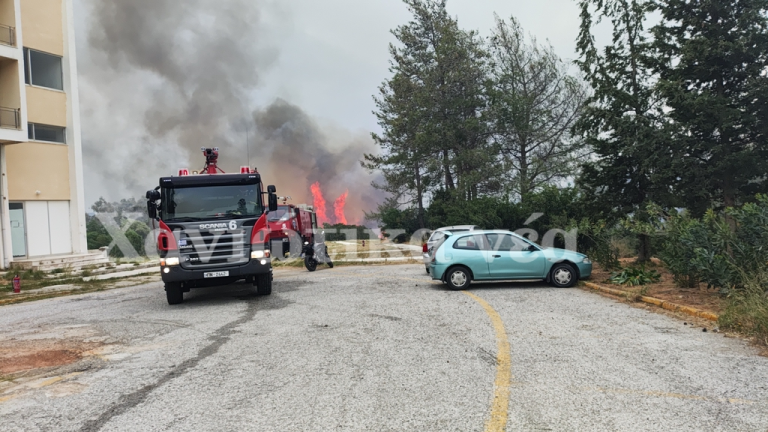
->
(165, 283), (183, 305)
(304, 256), (318, 272)
(256, 273), (272, 296)
(327, 261), (334, 268)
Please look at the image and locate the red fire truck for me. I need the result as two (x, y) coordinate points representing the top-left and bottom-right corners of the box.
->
(267, 201), (317, 259)
(266, 200), (334, 271)
(146, 148), (279, 305)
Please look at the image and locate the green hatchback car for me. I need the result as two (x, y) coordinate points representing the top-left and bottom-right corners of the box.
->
(429, 230), (592, 290)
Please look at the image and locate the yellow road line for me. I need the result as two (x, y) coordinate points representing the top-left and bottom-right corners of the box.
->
(463, 291), (512, 432)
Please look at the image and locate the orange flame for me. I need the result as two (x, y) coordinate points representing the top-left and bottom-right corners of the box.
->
(334, 190), (348, 225)
(310, 182), (329, 225)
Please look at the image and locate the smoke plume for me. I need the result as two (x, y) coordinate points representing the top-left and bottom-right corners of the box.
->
(76, 0), (383, 224)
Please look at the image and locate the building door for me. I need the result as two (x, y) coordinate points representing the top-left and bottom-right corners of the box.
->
(9, 203), (26, 257)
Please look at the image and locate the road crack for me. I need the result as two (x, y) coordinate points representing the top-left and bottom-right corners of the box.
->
(80, 300), (260, 432)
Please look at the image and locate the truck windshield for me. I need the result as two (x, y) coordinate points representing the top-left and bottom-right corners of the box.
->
(267, 206), (293, 222)
(161, 184), (262, 221)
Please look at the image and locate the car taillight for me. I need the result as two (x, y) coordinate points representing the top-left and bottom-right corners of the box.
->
(422, 243), (428, 253)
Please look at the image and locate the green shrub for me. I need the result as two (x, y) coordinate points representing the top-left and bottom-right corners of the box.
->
(657, 195), (768, 293)
(609, 267), (661, 286)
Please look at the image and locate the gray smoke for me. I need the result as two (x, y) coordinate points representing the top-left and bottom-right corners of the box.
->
(251, 99), (383, 223)
(77, 0), (383, 223)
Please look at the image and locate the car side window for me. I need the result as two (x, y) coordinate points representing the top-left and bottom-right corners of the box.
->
(486, 234), (528, 252)
(453, 235), (483, 250)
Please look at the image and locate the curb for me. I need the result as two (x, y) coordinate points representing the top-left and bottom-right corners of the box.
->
(581, 281), (719, 322)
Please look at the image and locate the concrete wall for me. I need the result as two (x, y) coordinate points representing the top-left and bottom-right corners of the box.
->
(5, 142), (70, 200)
(62, 0), (86, 255)
(0, 58), (19, 109)
(20, 0), (62, 55)
(0, 0), (15, 28)
(26, 85), (66, 126)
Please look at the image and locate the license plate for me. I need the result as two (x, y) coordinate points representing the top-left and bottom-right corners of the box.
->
(204, 271), (229, 278)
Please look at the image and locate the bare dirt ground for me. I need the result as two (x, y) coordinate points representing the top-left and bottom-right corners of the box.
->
(0, 340), (103, 376)
(590, 258), (724, 314)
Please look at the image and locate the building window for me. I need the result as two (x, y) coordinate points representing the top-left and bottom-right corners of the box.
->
(28, 123), (65, 144)
(23, 48), (63, 91)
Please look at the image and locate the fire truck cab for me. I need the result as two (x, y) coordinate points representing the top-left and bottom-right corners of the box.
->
(146, 148), (279, 305)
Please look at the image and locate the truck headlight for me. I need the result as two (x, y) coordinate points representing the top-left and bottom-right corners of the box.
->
(252, 250), (271, 259)
(162, 257), (180, 266)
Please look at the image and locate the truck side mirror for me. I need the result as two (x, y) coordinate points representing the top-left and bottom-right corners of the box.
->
(267, 185), (278, 212)
(147, 202), (157, 220)
(146, 189), (160, 220)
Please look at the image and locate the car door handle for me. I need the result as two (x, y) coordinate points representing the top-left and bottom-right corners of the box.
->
(492, 255), (501, 258)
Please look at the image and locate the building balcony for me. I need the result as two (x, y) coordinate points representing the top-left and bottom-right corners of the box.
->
(0, 107), (25, 144)
(0, 106), (19, 129)
(0, 24), (18, 61)
(0, 24), (14, 47)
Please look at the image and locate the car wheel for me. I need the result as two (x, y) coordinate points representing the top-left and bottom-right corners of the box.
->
(304, 256), (318, 272)
(550, 263), (576, 288)
(165, 283), (183, 305)
(255, 273), (272, 296)
(446, 266), (471, 291)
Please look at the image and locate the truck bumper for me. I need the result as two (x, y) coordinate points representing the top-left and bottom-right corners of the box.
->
(161, 259), (272, 288)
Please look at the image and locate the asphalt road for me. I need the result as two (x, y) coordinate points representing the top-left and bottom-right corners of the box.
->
(1, 264), (767, 431)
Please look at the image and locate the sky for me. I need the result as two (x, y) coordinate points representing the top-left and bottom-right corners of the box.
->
(72, 0), (592, 217)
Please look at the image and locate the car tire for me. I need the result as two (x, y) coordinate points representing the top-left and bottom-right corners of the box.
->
(550, 263), (577, 288)
(256, 273), (272, 296)
(445, 266), (471, 291)
(165, 283), (183, 305)
(304, 256), (318, 272)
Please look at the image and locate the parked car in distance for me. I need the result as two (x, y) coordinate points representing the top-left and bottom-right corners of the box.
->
(429, 230), (592, 290)
(423, 225), (480, 274)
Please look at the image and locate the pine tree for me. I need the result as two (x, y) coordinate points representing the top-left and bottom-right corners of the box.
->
(651, 0), (768, 214)
(366, 0), (493, 227)
(575, 0), (676, 262)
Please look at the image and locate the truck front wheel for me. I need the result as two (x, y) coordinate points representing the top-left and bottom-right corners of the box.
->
(256, 273), (272, 296)
(165, 283), (183, 305)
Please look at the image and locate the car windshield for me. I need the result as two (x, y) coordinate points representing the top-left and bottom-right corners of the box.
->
(267, 206), (293, 222)
(161, 184), (263, 221)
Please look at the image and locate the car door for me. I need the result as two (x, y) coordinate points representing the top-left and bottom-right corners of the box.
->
(485, 233), (547, 279)
(450, 234), (490, 279)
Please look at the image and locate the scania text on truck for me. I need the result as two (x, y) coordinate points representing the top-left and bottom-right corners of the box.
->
(146, 148), (279, 305)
